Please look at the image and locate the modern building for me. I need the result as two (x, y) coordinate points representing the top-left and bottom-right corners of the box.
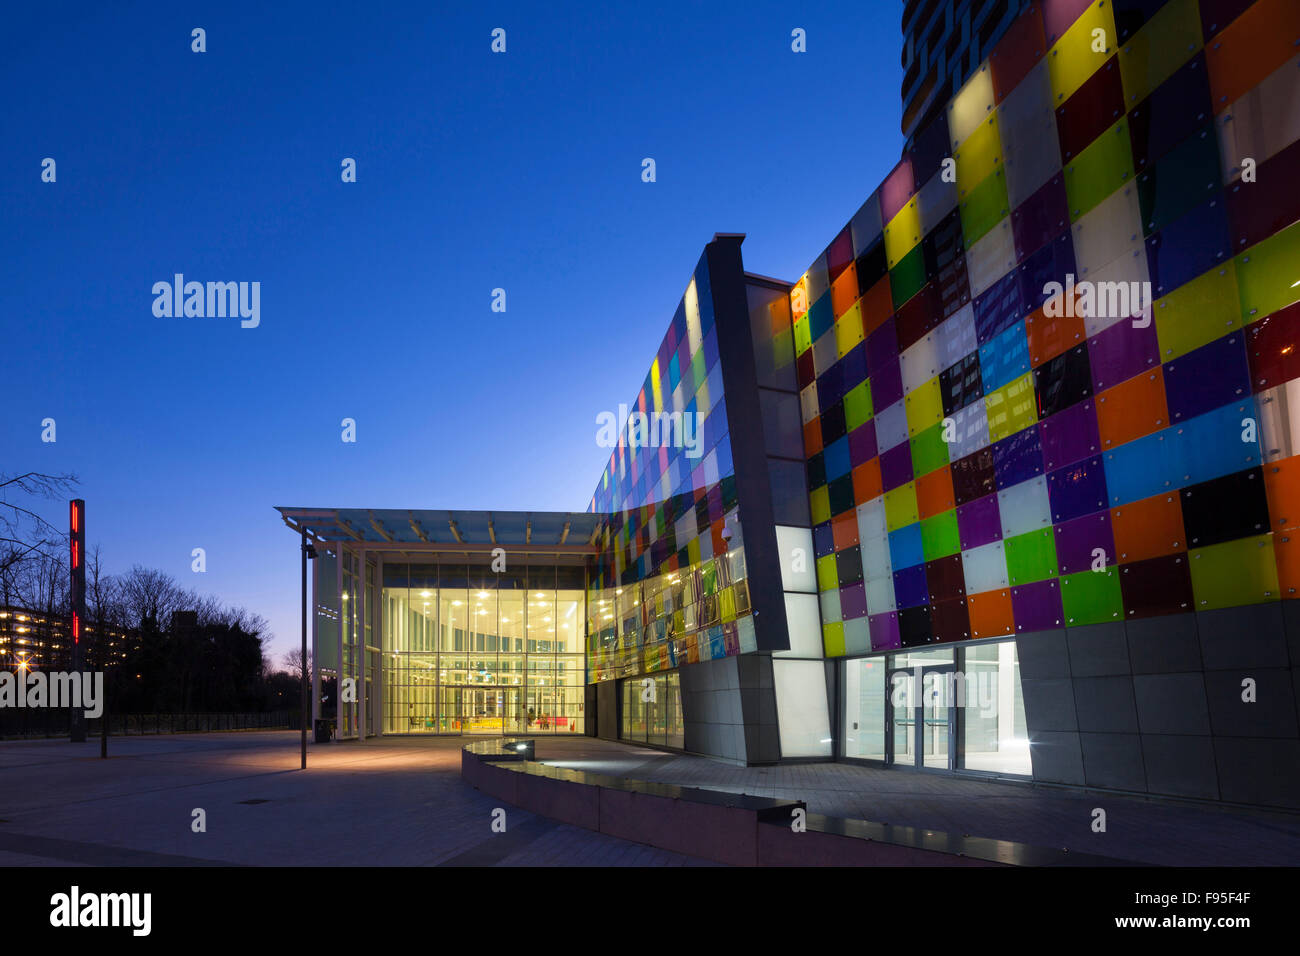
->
(279, 0), (1300, 810)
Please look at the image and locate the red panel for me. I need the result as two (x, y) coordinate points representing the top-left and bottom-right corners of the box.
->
(1245, 301), (1300, 391)
(894, 281), (943, 352)
(1119, 553), (1195, 619)
(991, 6), (1048, 102)
(880, 157), (917, 224)
(827, 226), (855, 284)
(1055, 56), (1124, 162)
(1042, 0), (1095, 43)
(1205, 0), (1300, 113)
(1226, 137), (1300, 253)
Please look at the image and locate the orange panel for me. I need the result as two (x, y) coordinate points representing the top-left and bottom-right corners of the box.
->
(852, 458), (883, 503)
(915, 465), (956, 519)
(1273, 534), (1300, 598)
(1263, 455), (1300, 533)
(967, 588), (1015, 638)
(1111, 491), (1185, 564)
(711, 519), (727, 558)
(859, 275), (894, 337)
(1205, 0), (1300, 113)
(1095, 368), (1169, 449)
(803, 419), (823, 456)
(832, 511), (859, 551)
(1025, 304), (1087, 367)
(831, 262), (860, 319)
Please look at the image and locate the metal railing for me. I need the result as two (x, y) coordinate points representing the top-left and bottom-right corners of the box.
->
(0, 710), (298, 739)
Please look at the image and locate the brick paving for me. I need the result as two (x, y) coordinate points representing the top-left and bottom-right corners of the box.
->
(0, 733), (714, 867)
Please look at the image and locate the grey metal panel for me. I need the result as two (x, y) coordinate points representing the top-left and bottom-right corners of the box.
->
(1020, 677), (1078, 732)
(1197, 603), (1290, 670)
(1079, 733), (1147, 791)
(1133, 673), (1212, 735)
(1281, 599), (1300, 666)
(1140, 734), (1220, 800)
(1125, 613), (1202, 674)
(1066, 622), (1131, 676)
(1214, 737), (1300, 809)
(1072, 676), (1139, 733)
(1203, 669), (1300, 738)
(1015, 628), (1072, 679)
(1028, 731), (1086, 785)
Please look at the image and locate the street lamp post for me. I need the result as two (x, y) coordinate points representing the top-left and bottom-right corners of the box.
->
(301, 529), (316, 769)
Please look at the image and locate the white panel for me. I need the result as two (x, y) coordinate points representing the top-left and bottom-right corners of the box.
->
(800, 382), (820, 424)
(773, 659), (833, 758)
(935, 303), (978, 370)
(1071, 183), (1143, 278)
(861, 533), (894, 581)
(775, 526), (817, 592)
(812, 327), (839, 375)
(962, 539), (1010, 593)
(850, 190), (884, 255)
(997, 475), (1053, 537)
(900, 333), (942, 393)
(1216, 53), (1300, 183)
(1256, 380), (1300, 462)
(874, 399), (910, 452)
(1081, 248), (1152, 336)
(856, 497), (888, 542)
(818, 588), (843, 624)
(805, 253), (830, 305)
(948, 400), (991, 460)
(737, 615), (757, 653)
(948, 63), (997, 149)
(965, 219), (1017, 298)
(865, 574), (898, 614)
(777, 592), (825, 658)
(997, 61), (1062, 208)
(917, 169), (960, 234)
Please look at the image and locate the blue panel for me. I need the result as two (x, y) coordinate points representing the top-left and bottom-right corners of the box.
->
(888, 523), (926, 571)
(841, 342), (868, 388)
(973, 269), (1025, 345)
(1046, 454), (1109, 523)
(808, 291), (834, 341)
(824, 435), (852, 480)
(992, 425), (1046, 489)
(1179, 401), (1262, 487)
(1017, 232), (1076, 316)
(1163, 332), (1251, 424)
(814, 520), (835, 558)
(1145, 196), (1232, 298)
(979, 321), (1032, 393)
(892, 563), (930, 609)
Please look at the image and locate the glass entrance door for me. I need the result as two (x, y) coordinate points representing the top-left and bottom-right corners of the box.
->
(887, 664), (956, 770)
(464, 686), (505, 734)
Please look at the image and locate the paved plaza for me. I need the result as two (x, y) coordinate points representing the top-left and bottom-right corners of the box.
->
(1, 731), (1296, 866)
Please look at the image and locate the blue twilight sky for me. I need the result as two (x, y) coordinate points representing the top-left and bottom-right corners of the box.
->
(0, 1), (905, 662)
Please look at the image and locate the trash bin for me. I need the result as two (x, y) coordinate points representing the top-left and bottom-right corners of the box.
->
(313, 718), (334, 744)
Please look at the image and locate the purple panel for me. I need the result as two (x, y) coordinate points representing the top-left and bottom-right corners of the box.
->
(817, 362), (846, 408)
(893, 564), (930, 608)
(849, 421), (879, 466)
(1087, 317), (1160, 391)
(869, 611), (902, 651)
(974, 270), (1025, 345)
(880, 442), (915, 492)
(957, 493), (1004, 550)
(1011, 174), (1069, 261)
(813, 521), (835, 558)
(1038, 400), (1102, 470)
(866, 318), (899, 374)
(839, 582), (868, 620)
(1042, 0), (1094, 42)
(1017, 232), (1077, 316)
(992, 426), (1045, 488)
(880, 157), (916, 224)
(1053, 511), (1115, 574)
(841, 341), (868, 386)
(1162, 332), (1251, 423)
(870, 358), (905, 409)
(1045, 454), (1109, 523)
(1011, 578), (1064, 631)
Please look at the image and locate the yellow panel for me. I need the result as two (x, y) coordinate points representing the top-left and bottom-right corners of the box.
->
(985, 372), (1038, 442)
(835, 302), (865, 358)
(1047, 0), (1118, 105)
(1117, 0), (1203, 107)
(1153, 263), (1241, 362)
(810, 485), (831, 525)
(948, 63), (996, 148)
(883, 482), (920, 532)
(904, 376), (944, 437)
(954, 111), (1003, 195)
(883, 197), (923, 269)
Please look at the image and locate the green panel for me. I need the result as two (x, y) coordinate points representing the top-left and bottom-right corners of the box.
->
(921, 510), (961, 562)
(810, 485), (831, 525)
(822, 621), (846, 657)
(794, 315), (812, 355)
(844, 380), (874, 431)
(883, 482), (920, 532)
(1064, 118), (1135, 222)
(1004, 528), (1059, 585)
(1136, 125), (1219, 235)
(816, 553), (838, 591)
(889, 243), (927, 309)
(910, 420), (950, 476)
(1235, 219), (1300, 323)
(959, 169), (1010, 248)
(1153, 263), (1241, 361)
(1060, 569), (1123, 625)
(691, 349), (707, 390)
(1189, 535), (1280, 611)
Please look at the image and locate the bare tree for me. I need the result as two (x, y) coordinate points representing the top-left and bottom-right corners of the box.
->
(283, 647), (312, 680)
(0, 472), (77, 578)
(119, 565), (186, 629)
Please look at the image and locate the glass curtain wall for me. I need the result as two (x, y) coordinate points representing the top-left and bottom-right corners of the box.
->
(620, 670), (684, 748)
(382, 562), (586, 734)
